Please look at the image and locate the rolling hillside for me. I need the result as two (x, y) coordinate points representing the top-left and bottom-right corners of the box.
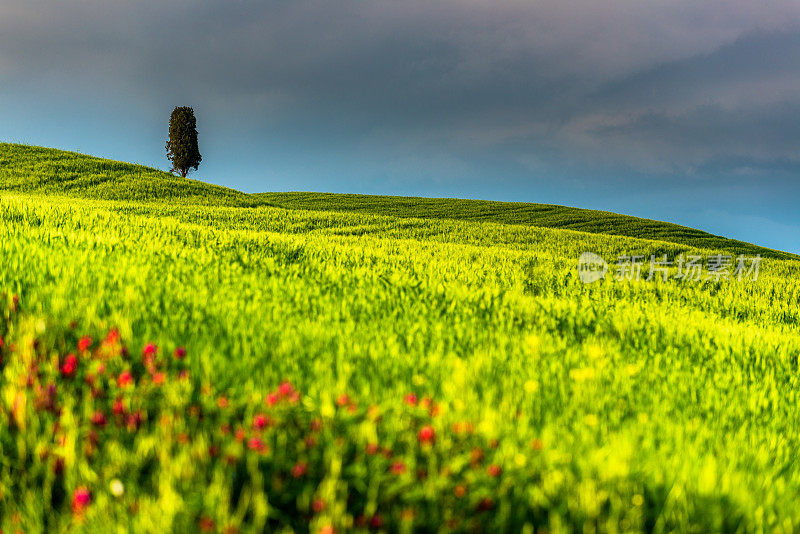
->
(0, 143), (800, 530)
(1, 143), (794, 259)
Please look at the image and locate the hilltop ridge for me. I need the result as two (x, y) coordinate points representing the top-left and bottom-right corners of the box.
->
(0, 143), (794, 260)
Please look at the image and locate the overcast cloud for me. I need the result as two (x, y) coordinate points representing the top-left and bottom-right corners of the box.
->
(1, 0), (798, 252)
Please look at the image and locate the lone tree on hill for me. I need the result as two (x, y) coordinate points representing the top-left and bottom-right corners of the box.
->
(166, 106), (202, 177)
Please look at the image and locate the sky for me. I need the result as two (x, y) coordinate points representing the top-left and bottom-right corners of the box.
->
(1, 1), (799, 254)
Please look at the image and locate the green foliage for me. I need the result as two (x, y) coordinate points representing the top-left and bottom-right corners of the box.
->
(165, 107), (202, 178)
(0, 145), (799, 531)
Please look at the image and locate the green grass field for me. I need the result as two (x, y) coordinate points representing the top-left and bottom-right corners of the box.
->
(1, 143), (799, 532)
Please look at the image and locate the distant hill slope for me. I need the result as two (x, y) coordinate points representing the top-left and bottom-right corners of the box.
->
(0, 143), (794, 259)
(258, 192), (797, 260)
(0, 143), (264, 207)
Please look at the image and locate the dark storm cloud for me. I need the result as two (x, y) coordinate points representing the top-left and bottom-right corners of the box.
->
(3, 0), (800, 174)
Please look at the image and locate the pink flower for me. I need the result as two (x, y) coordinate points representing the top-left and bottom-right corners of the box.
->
(78, 336), (92, 352)
(173, 346), (187, 359)
(60, 354), (78, 378)
(418, 425), (436, 445)
(404, 393), (418, 406)
(142, 343), (157, 357)
(265, 392), (279, 406)
(71, 486), (92, 515)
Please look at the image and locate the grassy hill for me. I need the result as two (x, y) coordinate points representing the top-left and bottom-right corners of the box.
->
(260, 192), (797, 259)
(1, 143), (794, 259)
(0, 143), (263, 207)
(1, 143), (800, 531)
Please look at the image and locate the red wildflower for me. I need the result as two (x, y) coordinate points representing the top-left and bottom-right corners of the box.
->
(477, 497), (494, 512)
(252, 413), (271, 430)
(454, 485), (467, 498)
(141, 344), (156, 370)
(126, 411), (143, 431)
(278, 381), (294, 397)
(78, 336), (92, 352)
(470, 447), (484, 467)
(178, 369), (190, 381)
(247, 437), (266, 452)
(117, 370), (133, 388)
(60, 354), (78, 378)
(112, 397), (126, 416)
(291, 461), (307, 478)
(309, 418), (322, 432)
(90, 411), (107, 428)
(531, 438), (544, 451)
(487, 464), (502, 477)
(390, 461), (406, 475)
(365, 443), (379, 455)
(173, 346), (187, 359)
(418, 425), (436, 445)
(217, 397), (229, 409)
(318, 526), (335, 534)
(312, 498), (326, 513)
(152, 372), (165, 385)
(336, 394), (350, 407)
(198, 517), (215, 532)
(71, 486), (92, 515)
(265, 392), (279, 406)
(370, 515), (384, 529)
(404, 393), (418, 406)
(105, 328), (120, 345)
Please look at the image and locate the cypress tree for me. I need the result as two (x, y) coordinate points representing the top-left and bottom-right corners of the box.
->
(165, 106), (202, 178)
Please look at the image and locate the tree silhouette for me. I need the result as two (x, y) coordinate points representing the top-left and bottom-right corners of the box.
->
(166, 107), (202, 178)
